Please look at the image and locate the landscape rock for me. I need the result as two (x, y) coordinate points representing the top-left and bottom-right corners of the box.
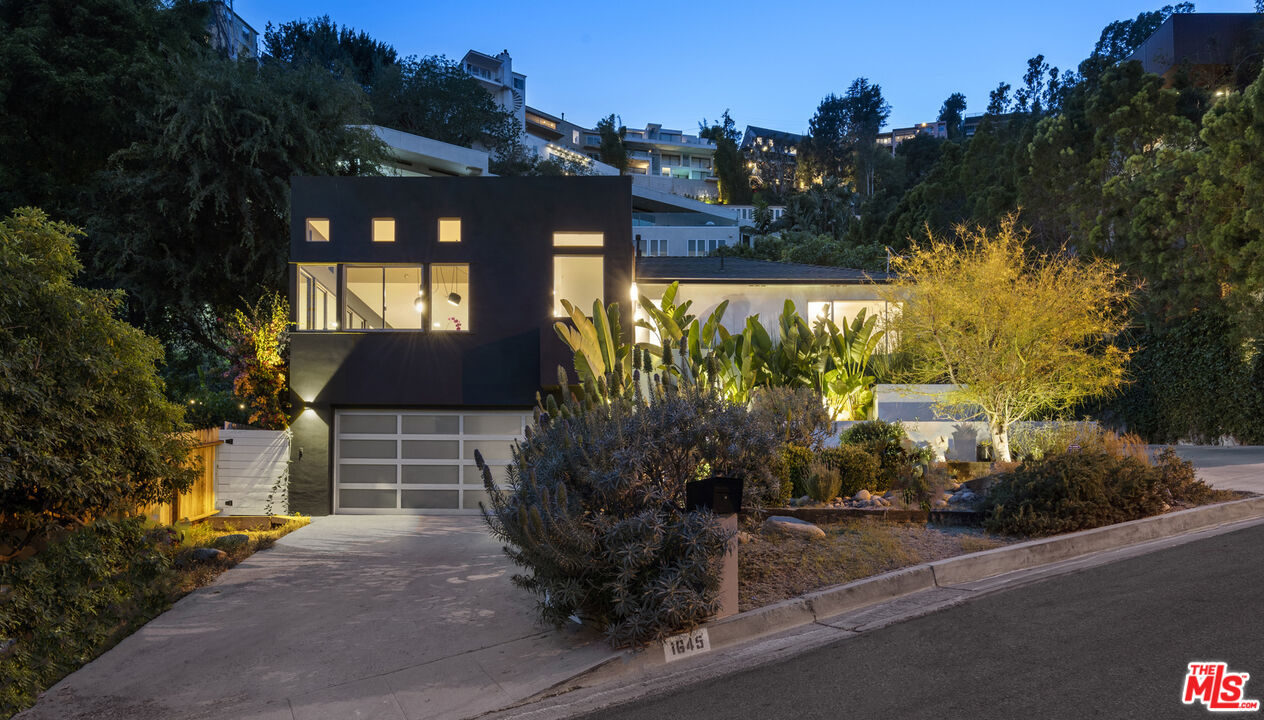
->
(762, 516), (827, 540)
(178, 547), (228, 567)
(933, 499), (949, 509)
(737, 531), (754, 544)
(854, 489), (872, 502)
(213, 533), (251, 549)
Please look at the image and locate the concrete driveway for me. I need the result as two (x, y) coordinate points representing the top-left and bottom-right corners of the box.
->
(1167, 445), (1264, 495)
(20, 516), (616, 720)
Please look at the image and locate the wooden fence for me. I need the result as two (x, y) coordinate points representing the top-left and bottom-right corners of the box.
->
(143, 428), (222, 525)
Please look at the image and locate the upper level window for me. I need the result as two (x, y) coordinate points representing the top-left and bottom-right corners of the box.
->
(431, 264), (470, 332)
(553, 232), (603, 247)
(439, 218), (461, 243)
(373, 218), (395, 243)
(298, 265), (337, 330)
(553, 256), (603, 317)
(346, 266), (424, 330)
(306, 218), (330, 243)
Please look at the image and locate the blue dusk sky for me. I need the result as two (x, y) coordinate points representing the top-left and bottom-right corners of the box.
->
(231, 0), (1256, 133)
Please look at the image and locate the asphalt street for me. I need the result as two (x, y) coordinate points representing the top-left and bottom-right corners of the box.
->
(582, 522), (1264, 720)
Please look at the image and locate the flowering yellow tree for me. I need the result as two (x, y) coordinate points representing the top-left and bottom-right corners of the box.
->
(883, 218), (1133, 460)
(225, 293), (290, 429)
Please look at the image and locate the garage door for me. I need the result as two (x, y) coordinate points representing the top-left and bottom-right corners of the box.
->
(334, 410), (530, 514)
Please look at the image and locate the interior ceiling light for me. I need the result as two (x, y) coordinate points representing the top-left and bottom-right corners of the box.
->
(447, 292), (462, 306)
(414, 294), (425, 312)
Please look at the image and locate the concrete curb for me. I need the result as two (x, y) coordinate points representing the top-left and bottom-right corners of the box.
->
(560, 495), (1264, 688)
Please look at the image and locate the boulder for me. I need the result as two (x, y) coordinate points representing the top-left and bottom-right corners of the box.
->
(213, 533), (250, 549)
(762, 516), (827, 540)
(177, 547), (228, 567)
(932, 499), (949, 509)
(854, 489), (872, 502)
(737, 531), (754, 544)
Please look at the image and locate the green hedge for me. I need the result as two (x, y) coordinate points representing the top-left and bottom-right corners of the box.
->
(817, 445), (880, 497)
(0, 518), (176, 717)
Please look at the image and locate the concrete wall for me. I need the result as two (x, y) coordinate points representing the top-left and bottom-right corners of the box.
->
(630, 174), (717, 201)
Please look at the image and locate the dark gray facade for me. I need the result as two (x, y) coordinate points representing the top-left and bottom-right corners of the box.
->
(288, 175), (633, 514)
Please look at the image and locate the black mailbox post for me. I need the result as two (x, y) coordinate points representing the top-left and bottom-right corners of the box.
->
(685, 477), (743, 515)
(685, 476), (744, 619)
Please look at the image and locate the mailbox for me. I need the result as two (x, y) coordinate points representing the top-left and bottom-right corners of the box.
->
(685, 476), (744, 515)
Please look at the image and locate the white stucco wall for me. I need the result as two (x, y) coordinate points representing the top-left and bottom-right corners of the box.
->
(636, 281), (888, 341)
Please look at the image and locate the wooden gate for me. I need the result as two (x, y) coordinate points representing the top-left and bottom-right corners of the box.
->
(144, 428), (222, 524)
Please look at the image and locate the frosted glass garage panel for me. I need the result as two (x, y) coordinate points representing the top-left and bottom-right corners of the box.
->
(464, 440), (514, 461)
(402, 465), (459, 484)
(401, 415), (460, 435)
(402, 440), (459, 459)
(340, 439), (398, 459)
(340, 415), (397, 434)
(339, 489), (397, 508)
(464, 414), (523, 435)
(462, 490), (493, 510)
(338, 464), (397, 484)
(401, 490), (460, 509)
(463, 464), (508, 486)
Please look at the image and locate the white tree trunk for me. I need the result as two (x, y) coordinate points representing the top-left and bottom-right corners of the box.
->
(989, 420), (1012, 462)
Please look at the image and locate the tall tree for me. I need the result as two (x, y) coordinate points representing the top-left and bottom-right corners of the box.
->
(699, 110), (752, 204)
(938, 92), (967, 139)
(89, 57), (384, 347)
(804, 78), (891, 196)
(262, 15), (397, 88)
(369, 55), (519, 153)
(595, 113), (629, 173)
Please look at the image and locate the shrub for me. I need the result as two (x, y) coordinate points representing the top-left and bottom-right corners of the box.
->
(802, 461), (843, 503)
(892, 465), (932, 509)
(1009, 422), (1100, 462)
(749, 386), (832, 449)
(983, 447), (1218, 536)
(817, 445), (880, 497)
(0, 209), (194, 560)
(480, 384), (780, 647)
(0, 518), (177, 717)
(775, 444), (815, 501)
(838, 420), (915, 491)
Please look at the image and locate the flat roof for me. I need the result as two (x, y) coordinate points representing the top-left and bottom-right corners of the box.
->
(636, 256), (884, 284)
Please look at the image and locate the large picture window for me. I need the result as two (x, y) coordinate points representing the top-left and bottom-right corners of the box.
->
(430, 264), (470, 332)
(297, 265), (337, 330)
(345, 266), (424, 330)
(553, 255), (604, 317)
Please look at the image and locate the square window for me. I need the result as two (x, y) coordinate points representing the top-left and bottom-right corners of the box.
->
(306, 218), (330, 242)
(553, 256), (604, 317)
(438, 218), (461, 243)
(373, 218), (395, 243)
(553, 232), (604, 247)
(431, 263), (470, 331)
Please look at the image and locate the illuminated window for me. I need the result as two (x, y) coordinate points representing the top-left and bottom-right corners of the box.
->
(297, 265), (337, 330)
(306, 218), (330, 243)
(438, 218), (461, 243)
(373, 218), (395, 243)
(430, 264), (470, 331)
(345, 266), (424, 330)
(553, 256), (604, 317)
(553, 232), (604, 247)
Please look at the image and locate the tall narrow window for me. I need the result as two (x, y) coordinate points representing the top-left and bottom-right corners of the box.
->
(553, 256), (604, 317)
(373, 218), (395, 243)
(430, 264), (470, 331)
(297, 265), (337, 330)
(345, 266), (424, 330)
(306, 218), (330, 243)
(438, 218), (461, 243)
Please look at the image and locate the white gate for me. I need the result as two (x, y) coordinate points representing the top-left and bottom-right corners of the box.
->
(214, 428), (291, 515)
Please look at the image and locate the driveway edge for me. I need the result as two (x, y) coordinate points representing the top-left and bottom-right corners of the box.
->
(527, 495), (1264, 697)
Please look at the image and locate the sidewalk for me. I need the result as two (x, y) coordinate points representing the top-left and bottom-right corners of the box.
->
(19, 516), (617, 720)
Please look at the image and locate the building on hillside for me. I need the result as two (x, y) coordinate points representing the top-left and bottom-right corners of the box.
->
(962, 112), (1024, 138)
(206, 0), (257, 60)
(631, 183), (739, 256)
(1125, 12), (1262, 88)
(365, 126), (490, 177)
(286, 174), (886, 515)
(578, 123), (719, 200)
(522, 106), (620, 174)
(876, 121), (948, 152)
(741, 126), (803, 198)
(461, 50), (527, 135)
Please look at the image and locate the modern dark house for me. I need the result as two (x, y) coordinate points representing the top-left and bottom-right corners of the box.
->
(288, 175), (633, 515)
(1125, 12), (1262, 87)
(287, 175), (889, 516)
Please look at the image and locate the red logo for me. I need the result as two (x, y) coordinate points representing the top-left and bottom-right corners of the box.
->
(1184, 662), (1260, 712)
